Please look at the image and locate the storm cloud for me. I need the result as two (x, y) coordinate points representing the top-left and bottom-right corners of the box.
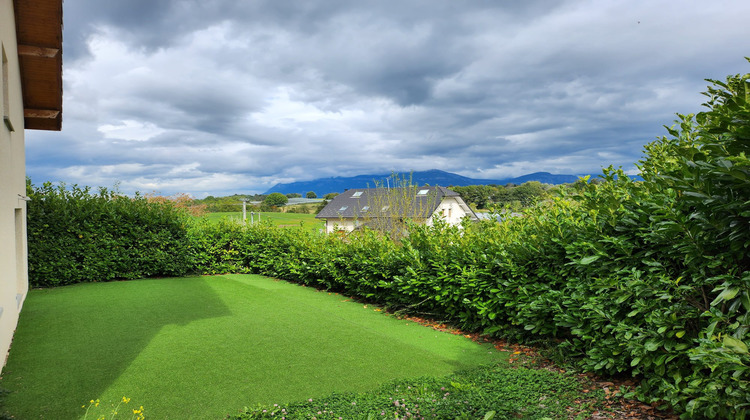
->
(25, 0), (750, 196)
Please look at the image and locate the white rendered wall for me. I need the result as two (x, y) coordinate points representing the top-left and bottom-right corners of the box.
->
(0, 0), (29, 373)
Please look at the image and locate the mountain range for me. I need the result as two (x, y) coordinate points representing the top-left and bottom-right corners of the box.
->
(263, 169), (588, 196)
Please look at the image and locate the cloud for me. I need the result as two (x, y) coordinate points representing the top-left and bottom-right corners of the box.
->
(23, 0), (750, 195)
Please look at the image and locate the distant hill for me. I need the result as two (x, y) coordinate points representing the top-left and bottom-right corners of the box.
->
(263, 169), (586, 196)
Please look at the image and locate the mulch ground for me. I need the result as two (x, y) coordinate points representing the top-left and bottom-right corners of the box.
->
(398, 313), (680, 420)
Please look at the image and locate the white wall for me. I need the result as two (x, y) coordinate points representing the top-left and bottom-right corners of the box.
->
(324, 218), (358, 234)
(428, 196), (472, 226)
(0, 0), (28, 373)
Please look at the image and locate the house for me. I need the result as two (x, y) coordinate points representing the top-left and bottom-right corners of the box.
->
(1, 0), (63, 373)
(315, 186), (477, 234)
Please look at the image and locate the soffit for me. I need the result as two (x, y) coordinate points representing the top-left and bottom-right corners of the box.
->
(14, 0), (63, 131)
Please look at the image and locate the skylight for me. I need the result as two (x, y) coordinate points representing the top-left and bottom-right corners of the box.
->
(417, 189), (430, 195)
(381, 205), (390, 211)
(361, 206), (370, 211)
(339, 206), (348, 211)
(352, 191), (363, 197)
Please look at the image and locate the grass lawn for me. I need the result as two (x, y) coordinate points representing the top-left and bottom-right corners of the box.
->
(1, 275), (506, 419)
(200, 212), (324, 232)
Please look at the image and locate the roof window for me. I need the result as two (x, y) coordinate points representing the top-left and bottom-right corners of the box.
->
(417, 189), (430, 196)
(352, 191), (363, 197)
(339, 206), (348, 211)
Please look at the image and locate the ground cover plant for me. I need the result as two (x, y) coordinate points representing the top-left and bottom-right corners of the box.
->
(231, 365), (595, 420)
(0, 275), (505, 419)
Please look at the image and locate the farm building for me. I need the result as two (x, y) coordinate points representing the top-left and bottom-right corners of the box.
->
(1, 0), (63, 373)
(316, 186), (477, 234)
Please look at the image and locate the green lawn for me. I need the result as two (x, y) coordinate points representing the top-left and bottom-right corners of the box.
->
(200, 212), (324, 232)
(1, 275), (506, 419)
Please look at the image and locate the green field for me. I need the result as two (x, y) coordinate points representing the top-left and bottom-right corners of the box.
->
(1, 275), (505, 419)
(200, 211), (325, 232)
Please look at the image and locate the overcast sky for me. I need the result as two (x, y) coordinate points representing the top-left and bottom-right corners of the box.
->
(24, 0), (749, 196)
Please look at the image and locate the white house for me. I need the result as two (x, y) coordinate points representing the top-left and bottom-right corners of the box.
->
(1, 0), (63, 373)
(316, 186), (477, 234)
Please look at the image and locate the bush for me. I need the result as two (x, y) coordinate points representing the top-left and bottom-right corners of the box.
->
(26, 183), (194, 287)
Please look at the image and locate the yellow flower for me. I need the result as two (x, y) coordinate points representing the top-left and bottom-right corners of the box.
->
(122, 396), (131, 403)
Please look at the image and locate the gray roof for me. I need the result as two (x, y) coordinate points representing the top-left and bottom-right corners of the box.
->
(315, 186), (473, 220)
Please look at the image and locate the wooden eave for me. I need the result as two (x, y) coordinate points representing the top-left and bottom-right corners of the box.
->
(13, 0), (63, 131)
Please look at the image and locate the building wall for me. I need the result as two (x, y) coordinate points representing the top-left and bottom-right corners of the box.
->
(0, 0), (28, 372)
(428, 196), (470, 226)
(324, 218), (358, 234)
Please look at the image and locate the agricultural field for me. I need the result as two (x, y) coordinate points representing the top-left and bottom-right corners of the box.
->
(199, 211), (325, 232)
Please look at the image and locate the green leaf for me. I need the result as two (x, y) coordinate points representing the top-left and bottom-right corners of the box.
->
(645, 340), (660, 352)
(711, 287), (740, 306)
(630, 357), (641, 367)
(741, 293), (750, 311)
(579, 255), (600, 265)
(675, 331), (686, 338)
(723, 336), (749, 354)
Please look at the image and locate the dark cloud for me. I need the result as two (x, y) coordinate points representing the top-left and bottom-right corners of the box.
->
(26, 0), (750, 196)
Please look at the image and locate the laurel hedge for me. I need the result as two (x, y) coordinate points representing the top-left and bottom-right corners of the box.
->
(26, 183), (194, 287)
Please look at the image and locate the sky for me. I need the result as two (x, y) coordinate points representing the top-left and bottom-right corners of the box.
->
(24, 0), (750, 197)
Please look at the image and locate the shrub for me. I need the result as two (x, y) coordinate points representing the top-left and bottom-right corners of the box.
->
(26, 183), (194, 287)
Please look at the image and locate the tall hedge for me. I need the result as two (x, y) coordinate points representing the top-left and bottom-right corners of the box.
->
(26, 183), (194, 287)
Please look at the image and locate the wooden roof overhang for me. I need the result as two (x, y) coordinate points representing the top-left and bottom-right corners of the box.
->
(13, 0), (63, 131)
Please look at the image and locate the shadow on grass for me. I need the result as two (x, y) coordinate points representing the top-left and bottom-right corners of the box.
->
(0, 276), (230, 419)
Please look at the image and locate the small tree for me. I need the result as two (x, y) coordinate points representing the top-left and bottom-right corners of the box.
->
(306, 191), (317, 199)
(323, 192), (339, 200)
(361, 173), (438, 241)
(263, 192), (288, 207)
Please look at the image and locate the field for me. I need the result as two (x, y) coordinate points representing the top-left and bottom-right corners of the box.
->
(200, 211), (325, 232)
(1, 275), (505, 419)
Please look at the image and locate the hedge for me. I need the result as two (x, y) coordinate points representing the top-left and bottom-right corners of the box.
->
(26, 183), (194, 287)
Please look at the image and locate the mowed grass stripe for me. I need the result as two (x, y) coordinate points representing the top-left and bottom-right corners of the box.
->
(2, 275), (505, 419)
